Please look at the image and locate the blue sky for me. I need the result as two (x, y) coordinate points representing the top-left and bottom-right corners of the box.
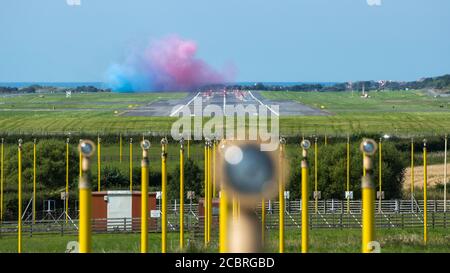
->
(0, 0), (449, 82)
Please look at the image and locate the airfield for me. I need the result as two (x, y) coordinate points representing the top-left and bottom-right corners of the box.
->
(0, 89), (449, 136)
(121, 90), (329, 117)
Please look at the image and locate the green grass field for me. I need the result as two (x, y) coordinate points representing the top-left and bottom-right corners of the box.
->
(0, 90), (449, 136)
(0, 228), (448, 253)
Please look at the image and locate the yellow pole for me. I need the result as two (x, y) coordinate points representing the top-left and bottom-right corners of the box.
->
(213, 140), (216, 198)
(204, 143), (208, 246)
(161, 138), (168, 253)
(66, 138), (69, 224)
(33, 139), (36, 225)
(130, 138), (133, 191)
(179, 139), (185, 250)
(18, 140), (23, 253)
(314, 137), (318, 214)
(79, 140), (82, 179)
(140, 140), (150, 253)
(301, 155), (309, 253)
(346, 136), (350, 213)
(423, 140), (427, 245)
(78, 140), (95, 253)
(97, 136), (101, 192)
(378, 138), (382, 213)
(261, 198), (265, 245)
(324, 134), (327, 146)
(119, 134), (123, 163)
(187, 138), (190, 159)
(361, 139), (377, 253)
(219, 189), (228, 253)
(208, 142), (212, 243)
(411, 138), (414, 198)
(0, 138), (3, 224)
(279, 140), (285, 253)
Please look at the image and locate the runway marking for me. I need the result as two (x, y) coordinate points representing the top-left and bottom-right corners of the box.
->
(248, 91), (280, 116)
(169, 92), (200, 117)
(223, 92), (227, 116)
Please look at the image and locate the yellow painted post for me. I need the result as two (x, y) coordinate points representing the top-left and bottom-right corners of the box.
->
(300, 139), (311, 253)
(346, 136), (350, 213)
(0, 138), (3, 224)
(66, 138), (70, 224)
(279, 138), (286, 253)
(79, 139), (82, 179)
(423, 140), (427, 245)
(119, 134), (123, 163)
(78, 140), (96, 253)
(324, 134), (327, 146)
(378, 138), (382, 213)
(213, 140), (216, 198)
(204, 142), (208, 246)
(187, 138), (190, 159)
(360, 139), (377, 253)
(179, 138), (185, 250)
(219, 189), (228, 253)
(261, 198), (265, 244)
(130, 138), (133, 191)
(33, 139), (36, 225)
(18, 139), (23, 253)
(411, 138), (414, 199)
(208, 142), (212, 243)
(314, 137), (318, 214)
(97, 136), (101, 192)
(140, 140), (150, 253)
(161, 138), (168, 253)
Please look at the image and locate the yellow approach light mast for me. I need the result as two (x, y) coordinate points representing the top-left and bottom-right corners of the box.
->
(140, 139), (151, 253)
(301, 139), (311, 253)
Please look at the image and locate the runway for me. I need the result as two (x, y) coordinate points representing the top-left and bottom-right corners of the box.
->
(122, 90), (329, 117)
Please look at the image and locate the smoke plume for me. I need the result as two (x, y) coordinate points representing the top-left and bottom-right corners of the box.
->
(106, 35), (235, 92)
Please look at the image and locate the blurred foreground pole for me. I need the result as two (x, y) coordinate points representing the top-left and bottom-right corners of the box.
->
(0, 138), (3, 223)
(411, 138), (414, 212)
(129, 138), (133, 191)
(65, 138), (70, 224)
(444, 135), (447, 212)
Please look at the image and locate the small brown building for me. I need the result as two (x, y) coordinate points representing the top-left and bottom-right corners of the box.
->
(92, 190), (157, 232)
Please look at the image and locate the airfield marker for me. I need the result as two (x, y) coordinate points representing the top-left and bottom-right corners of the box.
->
(411, 138), (414, 211)
(33, 139), (36, 224)
(204, 142), (208, 246)
(79, 139), (82, 179)
(444, 135), (447, 212)
(360, 139), (377, 253)
(423, 139), (428, 245)
(140, 139), (151, 253)
(0, 138), (3, 223)
(161, 137), (168, 253)
(129, 138), (133, 191)
(119, 134), (123, 163)
(378, 138), (382, 213)
(97, 136), (101, 192)
(179, 138), (185, 249)
(208, 141), (213, 244)
(314, 137), (318, 214)
(18, 139), (23, 253)
(346, 135), (351, 213)
(261, 198), (265, 245)
(78, 140), (96, 253)
(65, 138), (70, 224)
(301, 139), (311, 253)
(279, 138), (286, 253)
